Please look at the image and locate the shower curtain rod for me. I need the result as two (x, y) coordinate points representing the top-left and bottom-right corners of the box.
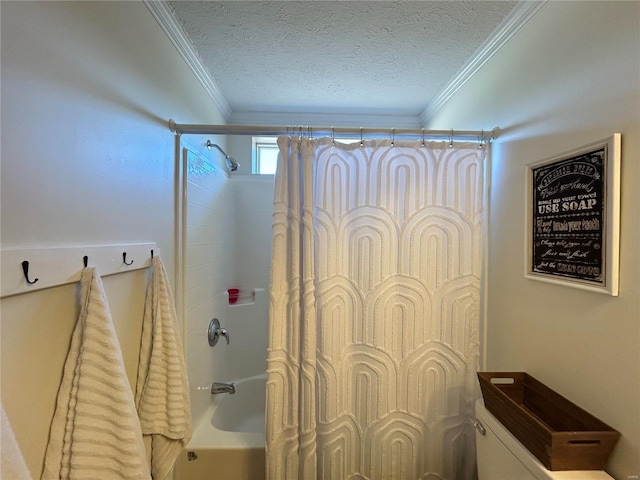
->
(168, 120), (500, 143)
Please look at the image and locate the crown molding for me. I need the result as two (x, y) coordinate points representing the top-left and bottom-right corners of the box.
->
(420, 0), (548, 125)
(229, 110), (424, 129)
(143, 0), (232, 121)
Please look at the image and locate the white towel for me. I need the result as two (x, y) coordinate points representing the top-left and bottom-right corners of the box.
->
(41, 267), (150, 480)
(135, 256), (191, 480)
(2, 403), (34, 480)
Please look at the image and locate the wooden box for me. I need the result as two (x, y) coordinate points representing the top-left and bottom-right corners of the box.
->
(477, 372), (620, 471)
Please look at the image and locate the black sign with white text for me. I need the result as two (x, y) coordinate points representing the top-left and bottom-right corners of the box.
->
(530, 146), (606, 283)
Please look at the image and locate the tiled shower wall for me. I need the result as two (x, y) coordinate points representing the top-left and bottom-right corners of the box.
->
(184, 146), (275, 425)
(184, 148), (236, 424)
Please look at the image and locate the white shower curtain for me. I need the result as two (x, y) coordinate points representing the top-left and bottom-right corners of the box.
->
(267, 136), (486, 480)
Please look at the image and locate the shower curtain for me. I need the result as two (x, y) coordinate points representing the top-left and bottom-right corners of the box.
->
(266, 136), (486, 480)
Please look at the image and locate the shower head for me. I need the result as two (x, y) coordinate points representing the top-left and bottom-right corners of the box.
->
(206, 140), (240, 172)
(226, 156), (240, 172)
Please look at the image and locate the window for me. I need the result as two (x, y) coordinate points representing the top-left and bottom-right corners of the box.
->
(252, 137), (279, 175)
(252, 136), (361, 175)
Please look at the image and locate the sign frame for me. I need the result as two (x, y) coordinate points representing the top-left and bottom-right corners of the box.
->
(525, 134), (621, 296)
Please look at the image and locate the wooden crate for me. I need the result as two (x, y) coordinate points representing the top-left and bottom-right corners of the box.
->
(477, 372), (620, 471)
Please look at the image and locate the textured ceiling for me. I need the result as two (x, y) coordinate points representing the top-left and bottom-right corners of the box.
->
(167, 1), (518, 120)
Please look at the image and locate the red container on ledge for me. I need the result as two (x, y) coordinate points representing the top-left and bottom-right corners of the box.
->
(228, 288), (240, 304)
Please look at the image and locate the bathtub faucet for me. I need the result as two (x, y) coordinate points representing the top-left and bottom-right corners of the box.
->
(211, 382), (235, 395)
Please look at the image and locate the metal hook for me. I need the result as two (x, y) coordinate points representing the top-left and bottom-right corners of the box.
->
(21, 261), (39, 285)
(151, 249), (154, 259)
(449, 129), (454, 148)
(123, 252), (134, 266)
(360, 127), (364, 147)
(391, 128), (395, 147)
(83, 256), (88, 268)
(479, 130), (484, 149)
(331, 126), (335, 146)
(421, 129), (425, 147)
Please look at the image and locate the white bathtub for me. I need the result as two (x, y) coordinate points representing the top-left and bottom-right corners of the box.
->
(174, 374), (266, 480)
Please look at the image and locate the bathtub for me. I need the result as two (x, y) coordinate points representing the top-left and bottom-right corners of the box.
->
(174, 375), (266, 480)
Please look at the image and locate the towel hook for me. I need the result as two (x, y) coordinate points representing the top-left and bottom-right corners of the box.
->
(331, 126), (335, 146)
(449, 129), (454, 148)
(123, 252), (134, 266)
(360, 127), (364, 147)
(21, 260), (39, 285)
(151, 249), (154, 259)
(83, 256), (88, 268)
(421, 129), (425, 147)
(391, 128), (395, 147)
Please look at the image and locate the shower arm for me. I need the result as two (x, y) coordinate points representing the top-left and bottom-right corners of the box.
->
(206, 140), (240, 171)
(206, 140), (230, 159)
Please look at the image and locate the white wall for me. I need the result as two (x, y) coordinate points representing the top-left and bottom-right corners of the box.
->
(232, 176), (275, 288)
(229, 134), (256, 176)
(227, 176), (274, 380)
(428, 2), (639, 478)
(0, 2), (225, 477)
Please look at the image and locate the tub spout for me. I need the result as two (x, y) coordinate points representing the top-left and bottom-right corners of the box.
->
(211, 382), (235, 395)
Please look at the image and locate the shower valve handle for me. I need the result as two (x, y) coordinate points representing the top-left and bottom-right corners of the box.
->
(208, 318), (230, 346)
(218, 327), (230, 344)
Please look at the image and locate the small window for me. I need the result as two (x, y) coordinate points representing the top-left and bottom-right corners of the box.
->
(251, 136), (361, 175)
(252, 137), (279, 175)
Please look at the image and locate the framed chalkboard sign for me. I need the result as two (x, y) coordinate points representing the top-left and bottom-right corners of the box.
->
(526, 134), (621, 295)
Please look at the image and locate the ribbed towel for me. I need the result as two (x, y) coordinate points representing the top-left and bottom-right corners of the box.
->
(41, 267), (150, 480)
(2, 403), (33, 480)
(135, 256), (191, 480)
